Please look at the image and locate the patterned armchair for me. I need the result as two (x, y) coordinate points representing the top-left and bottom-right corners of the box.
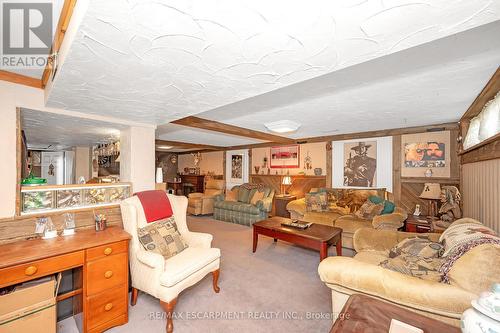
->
(213, 184), (274, 226)
(187, 179), (225, 215)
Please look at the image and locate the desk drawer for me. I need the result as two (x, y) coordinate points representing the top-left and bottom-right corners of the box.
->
(0, 251), (84, 288)
(86, 252), (127, 296)
(87, 285), (127, 330)
(86, 240), (128, 262)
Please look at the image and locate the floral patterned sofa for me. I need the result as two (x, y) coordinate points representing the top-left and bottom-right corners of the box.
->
(286, 188), (408, 250)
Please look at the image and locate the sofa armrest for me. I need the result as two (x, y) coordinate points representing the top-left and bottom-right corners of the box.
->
(214, 194), (225, 202)
(188, 192), (203, 199)
(182, 231), (213, 248)
(286, 198), (306, 216)
(353, 228), (441, 252)
(136, 250), (165, 270)
(256, 196), (273, 213)
(372, 213), (405, 230)
(318, 257), (476, 317)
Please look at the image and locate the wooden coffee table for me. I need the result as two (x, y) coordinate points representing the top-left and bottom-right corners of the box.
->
(252, 217), (342, 261)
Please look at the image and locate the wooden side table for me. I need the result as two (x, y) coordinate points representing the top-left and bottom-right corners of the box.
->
(274, 195), (296, 218)
(404, 215), (440, 233)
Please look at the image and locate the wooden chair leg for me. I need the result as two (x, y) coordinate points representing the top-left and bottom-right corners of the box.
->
(131, 288), (138, 306)
(160, 298), (177, 333)
(212, 269), (220, 293)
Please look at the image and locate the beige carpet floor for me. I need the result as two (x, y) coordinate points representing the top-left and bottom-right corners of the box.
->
(59, 216), (335, 333)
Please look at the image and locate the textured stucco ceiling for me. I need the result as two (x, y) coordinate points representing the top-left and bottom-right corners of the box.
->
(46, 0), (500, 125)
(194, 21), (500, 140)
(21, 108), (126, 149)
(157, 123), (263, 146)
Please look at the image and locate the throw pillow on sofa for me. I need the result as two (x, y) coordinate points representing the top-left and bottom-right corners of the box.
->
(354, 200), (384, 220)
(380, 254), (444, 282)
(137, 216), (189, 259)
(305, 191), (329, 212)
(368, 195), (395, 214)
(225, 188), (238, 202)
(389, 236), (444, 259)
(238, 187), (251, 203)
(250, 190), (265, 205)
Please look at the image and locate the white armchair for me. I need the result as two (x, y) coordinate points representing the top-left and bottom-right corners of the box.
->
(120, 194), (221, 333)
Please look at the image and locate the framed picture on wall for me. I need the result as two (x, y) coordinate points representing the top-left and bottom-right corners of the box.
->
(230, 154), (244, 181)
(401, 131), (450, 178)
(270, 145), (300, 168)
(343, 141), (377, 187)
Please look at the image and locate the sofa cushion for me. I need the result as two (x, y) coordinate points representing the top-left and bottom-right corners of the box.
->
(160, 247), (220, 287)
(137, 217), (189, 259)
(238, 187), (251, 203)
(379, 254), (444, 282)
(354, 251), (390, 266)
(335, 216), (372, 235)
(302, 211), (341, 225)
(389, 236), (444, 259)
(354, 200), (384, 220)
(214, 200), (260, 215)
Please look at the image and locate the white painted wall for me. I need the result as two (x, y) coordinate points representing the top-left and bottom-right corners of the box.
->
(332, 136), (393, 193)
(120, 127), (156, 193)
(225, 149), (249, 190)
(74, 146), (91, 181)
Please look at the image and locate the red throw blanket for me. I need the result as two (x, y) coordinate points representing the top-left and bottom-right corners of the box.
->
(135, 190), (173, 223)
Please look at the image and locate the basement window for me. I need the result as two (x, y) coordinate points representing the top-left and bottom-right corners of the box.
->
(463, 91), (500, 150)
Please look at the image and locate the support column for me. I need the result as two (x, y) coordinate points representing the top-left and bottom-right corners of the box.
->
(120, 126), (156, 193)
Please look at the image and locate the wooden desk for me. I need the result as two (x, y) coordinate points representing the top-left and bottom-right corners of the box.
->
(0, 227), (131, 333)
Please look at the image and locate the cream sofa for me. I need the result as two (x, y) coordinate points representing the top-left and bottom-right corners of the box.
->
(287, 189), (407, 250)
(318, 225), (500, 327)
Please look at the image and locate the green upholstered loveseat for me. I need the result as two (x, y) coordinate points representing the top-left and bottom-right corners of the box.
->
(213, 184), (275, 226)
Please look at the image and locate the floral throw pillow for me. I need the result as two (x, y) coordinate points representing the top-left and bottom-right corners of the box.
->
(389, 236), (444, 259)
(137, 216), (188, 259)
(305, 192), (329, 212)
(380, 254), (444, 282)
(354, 200), (384, 220)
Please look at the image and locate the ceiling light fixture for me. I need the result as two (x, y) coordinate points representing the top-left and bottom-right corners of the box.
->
(157, 145), (173, 150)
(264, 120), (301, 134)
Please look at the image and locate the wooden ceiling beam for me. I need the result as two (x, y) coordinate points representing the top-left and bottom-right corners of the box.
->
(0, 70), (42, 89)
(42, 0), (77, 87)
(155, 139), (224, 151)
(171, 116), (294, 143)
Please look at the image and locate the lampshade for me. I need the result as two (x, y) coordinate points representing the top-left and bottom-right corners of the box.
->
(419, 183), (441, 200)
(282, 175), (292, 185)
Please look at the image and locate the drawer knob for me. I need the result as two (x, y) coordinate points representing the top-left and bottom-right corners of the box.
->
(103, 247), (113, 255)
(25, 266), (38, 276)
(104, 270), (113, 279)
(104, 303), (113, 311)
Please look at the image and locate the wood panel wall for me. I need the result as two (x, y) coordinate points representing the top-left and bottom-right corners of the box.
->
(462, 160), (500, 232)
(0, 206), (123, 244)
(394, 128), (460, 215)
(249, 174), (326, 198)
(458, 67), (500, 231)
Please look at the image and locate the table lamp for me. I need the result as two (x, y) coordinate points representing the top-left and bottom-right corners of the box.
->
(419, 183), (441, 218)
(281, 175), (292, 195)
